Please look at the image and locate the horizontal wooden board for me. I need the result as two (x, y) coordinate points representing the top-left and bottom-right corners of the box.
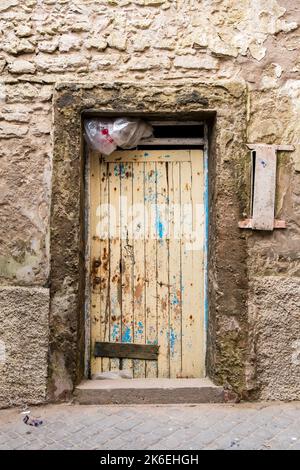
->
(238, 218), (286, 229)
(138, 138), (205, 146)
(94, 342), (159, 360)
(149, 120), (204, 126)
(247, 143), (294, 152)
(102, 150), (191, 162)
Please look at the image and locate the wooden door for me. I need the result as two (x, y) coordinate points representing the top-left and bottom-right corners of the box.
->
(90, 150), (205, 378)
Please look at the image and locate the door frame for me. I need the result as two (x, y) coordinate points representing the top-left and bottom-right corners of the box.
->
(50, 82), (249, 400)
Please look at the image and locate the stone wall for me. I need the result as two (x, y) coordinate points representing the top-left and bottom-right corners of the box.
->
(0, 0), (299, 406)
(0, 286), (49, 408)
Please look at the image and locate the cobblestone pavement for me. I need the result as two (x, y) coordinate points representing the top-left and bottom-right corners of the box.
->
(0, 402), (300, 450)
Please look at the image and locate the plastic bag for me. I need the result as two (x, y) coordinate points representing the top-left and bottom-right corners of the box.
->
(110, 118), (152, 149)
(84, 118), (152, 155)
(84, 119), (117, 155)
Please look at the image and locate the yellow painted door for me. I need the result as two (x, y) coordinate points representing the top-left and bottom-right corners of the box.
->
(90, 150), (205, 378)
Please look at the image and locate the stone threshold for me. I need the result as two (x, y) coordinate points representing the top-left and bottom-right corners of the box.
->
(74, 378), (224, 405)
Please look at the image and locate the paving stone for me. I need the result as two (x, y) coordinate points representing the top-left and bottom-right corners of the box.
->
(0, 403), (300, 450)
(0, 444), (15, 450)
(186, 430), (222, 448)
(204, 437), (236, 450)
(16, 440), (46, 450)
(265, 439), (291, 450)
(250, 426), (277, 441)
(290, 440), (300, 450)
(100, 436), (128, 449)
(115, 418), (143, 431)
(86, 428), (121, 446)
(0, 434), (8, 445)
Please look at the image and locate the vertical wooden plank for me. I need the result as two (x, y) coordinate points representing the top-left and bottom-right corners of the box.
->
(120, 162), (134, 374)
(108, 162), (122, 371)
(252, 146), (277, 230)
(168, 162), (182, 378)
(99, 160), (111, 373)
(156, 161), (170, 378)
(144, 162), (158, 378)
(180, 160), (193, 378)
(180, 153), (204, 378)
(90, 151), (102, 375)
(190, 150), (205, 377)
(132, 162), (146, 378)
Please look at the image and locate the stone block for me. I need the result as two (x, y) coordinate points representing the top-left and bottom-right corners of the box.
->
(0, 286), (49, 408)
(174, 55), (219, 70)
(8, 60), (36, 74)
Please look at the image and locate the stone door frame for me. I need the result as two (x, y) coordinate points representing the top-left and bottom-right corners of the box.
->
(50, 81), (249, 400)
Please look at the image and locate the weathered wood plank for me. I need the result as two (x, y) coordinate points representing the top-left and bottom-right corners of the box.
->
(190, 150), (205, 377)
(94, 342), (159, 360)
(103, 150), (191, 163)
(238, 218), (286, 229)
(180, 160), (193, 377)
(108, 162), (122, 371)
(149, 120), (204, 126)
(156, 161), (170, 378)
(120, 162), (134, 373)
(90, 151), (102, 375)
(247, 143), (294, 152)
(99, 160), (111, 373)
(239, 144), (294, 231)
(181, 157), (205, 378)
(168, 162), (182, 378)
(138, 138), (205, 146)
(252, 147), (277, 231)
(144, 162), (158, 378)
(275, 145), (294, 152)
(132, 162), (146, 378)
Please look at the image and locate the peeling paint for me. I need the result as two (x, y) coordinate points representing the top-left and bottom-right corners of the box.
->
(136, 321), (144, 336)
(111, 324), (120, 342)
(122, 325), (132, 343)
(169, 328), (177, 355)
(114, 163), (126, 178)
(134, 283), (143, 302)
(170, 292), (180, 306)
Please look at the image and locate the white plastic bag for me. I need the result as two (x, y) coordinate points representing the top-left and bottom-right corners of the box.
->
(110, 118), (152, 149)
(84, 118), (152, 155)
(84, 119), (117, 155)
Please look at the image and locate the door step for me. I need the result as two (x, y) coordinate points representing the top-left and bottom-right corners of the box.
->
(74, 378), (224, 405)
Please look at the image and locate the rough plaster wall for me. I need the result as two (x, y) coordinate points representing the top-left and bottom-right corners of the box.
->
(0, 0), (299, 402)
(247, 278), (300, 400)
(0, 286), (49, 409)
